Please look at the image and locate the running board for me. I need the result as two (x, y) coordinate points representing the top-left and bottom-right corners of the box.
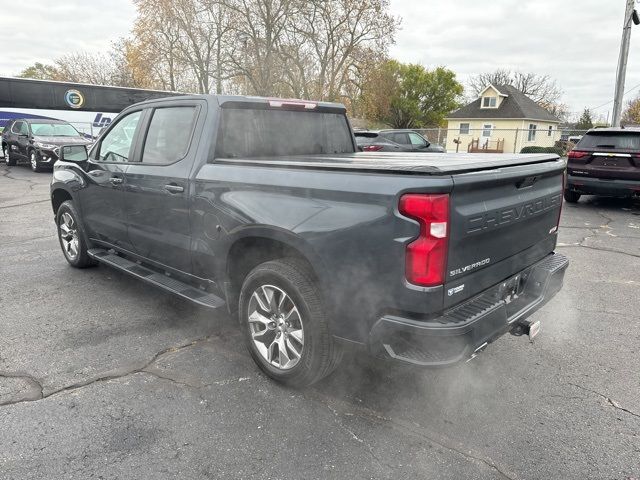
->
(87, 248), (225, 309)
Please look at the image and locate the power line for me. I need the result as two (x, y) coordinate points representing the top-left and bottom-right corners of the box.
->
(591, 79), (640, 110)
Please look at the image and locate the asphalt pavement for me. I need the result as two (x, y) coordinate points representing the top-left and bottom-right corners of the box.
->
(1, 163), (639, 480)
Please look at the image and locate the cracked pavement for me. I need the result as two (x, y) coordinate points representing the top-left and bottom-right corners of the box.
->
(1, 165), (639, 479)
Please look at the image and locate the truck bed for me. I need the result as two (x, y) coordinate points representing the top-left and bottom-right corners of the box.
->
(216, 152), (561, 175)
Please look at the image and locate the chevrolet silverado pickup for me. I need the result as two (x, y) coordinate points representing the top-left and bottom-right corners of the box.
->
(50, 95), (569, 387)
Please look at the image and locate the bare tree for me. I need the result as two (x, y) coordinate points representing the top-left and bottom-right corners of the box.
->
(166, 0), (237, 93)
(131, 0), (186, 91)
(469, 69), (563, 106)
(19, 0), (400, 113)
(284, 0), (398, 101)
(54, 52), (120, 85)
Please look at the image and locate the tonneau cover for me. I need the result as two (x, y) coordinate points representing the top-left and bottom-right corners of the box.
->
(215, 152), (561, 175)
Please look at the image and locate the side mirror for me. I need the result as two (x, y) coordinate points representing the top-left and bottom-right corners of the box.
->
(59, 144), (88, 163)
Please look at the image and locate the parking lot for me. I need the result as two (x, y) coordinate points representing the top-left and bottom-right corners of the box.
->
(0, 164), (639, 480)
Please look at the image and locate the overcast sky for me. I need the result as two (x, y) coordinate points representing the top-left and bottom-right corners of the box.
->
(1, 0), (636, 121)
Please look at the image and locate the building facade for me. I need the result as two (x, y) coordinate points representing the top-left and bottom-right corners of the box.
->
(446, 84), (561, 153)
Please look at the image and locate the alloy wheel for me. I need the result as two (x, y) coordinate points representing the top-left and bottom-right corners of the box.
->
(247, 284), (304, 370)
(4, 148), (9, 164)
(59, 212), (79, 260)
(30, 152), (37, 170)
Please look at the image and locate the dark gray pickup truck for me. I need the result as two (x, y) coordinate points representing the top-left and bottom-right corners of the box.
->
(50, 95), (568, 386)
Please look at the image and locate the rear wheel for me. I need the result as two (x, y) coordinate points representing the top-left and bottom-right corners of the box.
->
(239, 258), (342, 387)
(4, 146), (16, 166)
(56, 201), (96, 268)
(564, 189), (581, 203)
(30, 151), (42, 172)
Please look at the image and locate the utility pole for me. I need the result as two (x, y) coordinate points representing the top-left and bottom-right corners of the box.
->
(612, 0), (637, 126)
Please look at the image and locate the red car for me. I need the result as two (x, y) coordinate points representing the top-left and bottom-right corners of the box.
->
(565, 127), (640, 202)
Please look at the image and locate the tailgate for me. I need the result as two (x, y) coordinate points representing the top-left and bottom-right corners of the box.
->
(569, 151), (640, 180)
(444, 158), (565, 308)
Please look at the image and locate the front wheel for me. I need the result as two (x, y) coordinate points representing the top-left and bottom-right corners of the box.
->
(56, 201), (96, 268)
(239, 258), (342, 387)
(30, 151), (42, 172)
(564, 189), (581, 203)
(4, 146), (16, 166)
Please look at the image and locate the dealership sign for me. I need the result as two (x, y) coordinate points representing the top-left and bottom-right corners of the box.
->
(64, 89), (85, 109)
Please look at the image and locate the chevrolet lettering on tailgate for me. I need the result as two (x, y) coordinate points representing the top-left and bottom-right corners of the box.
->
(466, 193), (562, 234)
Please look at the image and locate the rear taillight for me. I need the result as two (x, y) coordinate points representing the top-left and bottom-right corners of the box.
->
(398, 194), (449, 287)
(363, 145), (384, 152)
(567, 150), (588, 160)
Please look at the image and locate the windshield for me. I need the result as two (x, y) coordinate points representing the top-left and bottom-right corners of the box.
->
(577, 132), (640, 150)
(216, 107), (354, 158)
(30, 122), (80, 137)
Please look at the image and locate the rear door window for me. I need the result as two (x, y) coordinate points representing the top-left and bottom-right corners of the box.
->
(577, 132), (640, 150)
(387, 132), (410, 145)
(141, 106), (197, 164)
(216, 108), (354, 158)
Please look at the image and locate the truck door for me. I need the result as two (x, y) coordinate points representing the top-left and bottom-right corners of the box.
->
(77, 109), (144, 250)
(122, 102), (202, 274)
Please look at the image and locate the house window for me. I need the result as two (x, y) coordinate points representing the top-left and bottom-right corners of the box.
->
(482, 97), (497, 108)
(528, 124), (537, 141)
(548, 125), (553, 137)
(482, 124), (492, 137)
(459, 123), (470, 134)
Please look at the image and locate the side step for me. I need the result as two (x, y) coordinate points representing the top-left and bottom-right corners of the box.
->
(87, 248), (225, 309)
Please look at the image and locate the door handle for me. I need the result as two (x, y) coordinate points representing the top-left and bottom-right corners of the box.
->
(109, 176), (123, 185)
(164, 184), (184, 194)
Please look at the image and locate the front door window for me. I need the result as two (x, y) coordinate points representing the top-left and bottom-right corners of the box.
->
(98, 111), (142, 163)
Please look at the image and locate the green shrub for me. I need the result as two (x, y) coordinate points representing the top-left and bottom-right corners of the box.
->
(546, 146), (565, 157)
(520, 146), (547, 154)
(520, 146), (564, 156)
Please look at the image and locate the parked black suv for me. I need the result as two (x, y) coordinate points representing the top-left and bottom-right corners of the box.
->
(2, 118), (92, 172)
(355, 129), (445, 152)
(565, 127), (640, 202)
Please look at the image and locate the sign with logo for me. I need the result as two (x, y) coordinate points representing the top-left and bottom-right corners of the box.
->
(64, 89), (85, 109)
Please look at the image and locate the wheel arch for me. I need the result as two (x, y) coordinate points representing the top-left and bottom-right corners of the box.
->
(51, 188), (73, 215)
(223, 227), (329, 313)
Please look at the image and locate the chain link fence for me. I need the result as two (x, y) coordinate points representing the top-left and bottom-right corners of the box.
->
(414, 128), (590, 154)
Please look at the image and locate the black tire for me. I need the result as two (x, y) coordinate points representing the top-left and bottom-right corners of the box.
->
(4, 145), (16, 166)
(29, 150), (42, 172)
(56, 200), (97, 268)
(239, 258), (342, 387)
(564, 189), (581, 203)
